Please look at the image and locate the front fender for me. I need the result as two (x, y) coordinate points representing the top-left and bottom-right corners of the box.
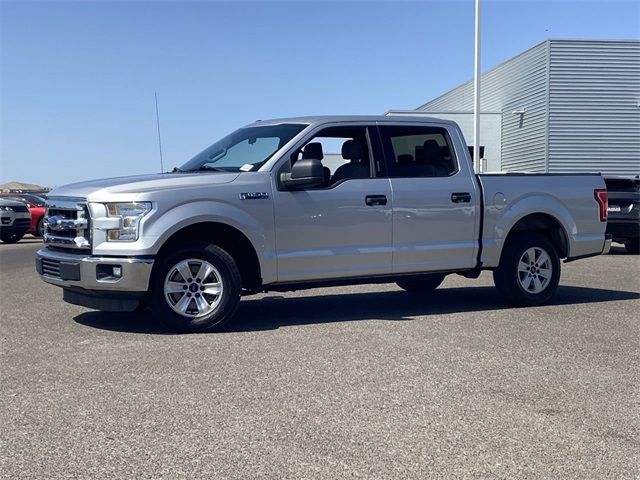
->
(92, 199), (277, 284)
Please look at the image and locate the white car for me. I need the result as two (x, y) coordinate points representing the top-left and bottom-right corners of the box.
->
(0, 198), (31, 243)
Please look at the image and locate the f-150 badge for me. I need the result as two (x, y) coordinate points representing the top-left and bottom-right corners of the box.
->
(239, 192), (269, 200)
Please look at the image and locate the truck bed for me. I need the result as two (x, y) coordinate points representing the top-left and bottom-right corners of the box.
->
(477, 173), (607, 267)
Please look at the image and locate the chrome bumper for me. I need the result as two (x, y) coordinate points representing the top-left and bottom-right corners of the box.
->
(602, 233), (613, 255)
(36, 248), (153, 292)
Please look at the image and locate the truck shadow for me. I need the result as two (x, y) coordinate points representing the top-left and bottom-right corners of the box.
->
(73, 285), (639, 334)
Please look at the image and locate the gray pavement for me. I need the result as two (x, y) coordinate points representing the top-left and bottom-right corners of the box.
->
(1, 240), (639, 479)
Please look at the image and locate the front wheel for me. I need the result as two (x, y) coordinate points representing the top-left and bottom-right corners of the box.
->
(150, 242), (242, 332)
(493, 233), (561, 306)
(35, 218), (45, 237)
(0, 232), (24, 244)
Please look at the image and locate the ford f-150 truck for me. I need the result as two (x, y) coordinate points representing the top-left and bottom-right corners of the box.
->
(36, 116), (611, 332)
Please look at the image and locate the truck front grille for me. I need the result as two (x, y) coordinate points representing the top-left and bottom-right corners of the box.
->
(43, 198), (91, 252)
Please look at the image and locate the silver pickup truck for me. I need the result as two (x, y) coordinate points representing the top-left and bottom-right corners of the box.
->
(36, 116), (611, 332)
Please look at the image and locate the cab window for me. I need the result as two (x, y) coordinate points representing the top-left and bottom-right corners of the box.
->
(290, 126), (373, 188)
(378, 125), (458, 178)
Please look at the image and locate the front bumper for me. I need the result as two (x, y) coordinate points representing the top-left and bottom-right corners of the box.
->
(602, 233), (612, 255)
(1, 217), (31, 235)
(35, 248), (154, 292)
(0, 224), (30, 236)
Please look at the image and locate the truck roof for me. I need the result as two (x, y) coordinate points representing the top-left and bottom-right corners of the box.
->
(245, 115), (458, 128)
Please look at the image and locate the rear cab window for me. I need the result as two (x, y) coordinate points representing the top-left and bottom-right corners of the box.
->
(378, 125), (458, 178)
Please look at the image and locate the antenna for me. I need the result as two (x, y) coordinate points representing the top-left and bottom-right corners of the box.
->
(154, 92), (164, 173)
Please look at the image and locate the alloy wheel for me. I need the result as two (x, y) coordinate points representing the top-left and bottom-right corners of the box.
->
(517, 246), (553, 294)
(163, 258), (224, 318)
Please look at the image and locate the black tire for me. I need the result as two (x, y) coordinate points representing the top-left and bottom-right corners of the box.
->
(396, 273), (446, 293)
(0, 232), (24, 244)
(625, 239), (639, 255)
(150, 241), (242, 333)
(493, 233), (561, 306)
(35, 218), (45, 238)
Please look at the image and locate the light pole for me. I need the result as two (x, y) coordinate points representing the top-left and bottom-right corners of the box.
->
(473, 0), (481, 173)
(155, 92), (165, 174)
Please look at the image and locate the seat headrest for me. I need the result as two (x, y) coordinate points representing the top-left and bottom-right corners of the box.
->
(397, 154), (413, 165)
(341, 139), (364, 161)
(302, 142), (324, 160)
(423, 140), (443, 161)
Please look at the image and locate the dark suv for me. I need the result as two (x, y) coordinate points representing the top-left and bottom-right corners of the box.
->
(605, 176), (640, 254)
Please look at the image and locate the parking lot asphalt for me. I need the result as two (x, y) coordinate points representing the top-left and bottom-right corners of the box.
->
(1, 240), (639, 479)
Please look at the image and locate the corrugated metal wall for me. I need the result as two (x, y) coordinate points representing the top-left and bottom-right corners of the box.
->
(416, 39), (640, 175)
(496, 43), (548, 172)
(417, 41), (550, 172)
(548, 40), (640, 175)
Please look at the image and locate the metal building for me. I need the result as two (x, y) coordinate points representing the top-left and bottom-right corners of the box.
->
(387, 39), (640, 175)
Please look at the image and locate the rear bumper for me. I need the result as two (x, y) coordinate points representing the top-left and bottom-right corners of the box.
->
(35, 248), (154, 293)
(565, 234), (612, 262)
(606, 220), (639, 242)
(602, 233), (612, 255)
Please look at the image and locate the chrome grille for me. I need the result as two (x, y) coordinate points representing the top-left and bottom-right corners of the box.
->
(43, 197), (91, 251)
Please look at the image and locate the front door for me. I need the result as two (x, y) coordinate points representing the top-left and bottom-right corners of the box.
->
(272, 125), (393, 283)
(378, 124), (479, 273)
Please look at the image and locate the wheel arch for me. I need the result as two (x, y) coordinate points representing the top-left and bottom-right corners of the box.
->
(154, 222), (263, 290)
(502, 212), (570, 261)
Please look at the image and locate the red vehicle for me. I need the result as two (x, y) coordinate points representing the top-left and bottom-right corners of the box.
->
(0, 193), (46, 237)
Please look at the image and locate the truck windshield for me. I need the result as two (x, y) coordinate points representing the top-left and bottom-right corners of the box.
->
(179, 123), (307, 173)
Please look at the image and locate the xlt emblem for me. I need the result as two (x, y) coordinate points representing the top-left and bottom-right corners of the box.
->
(239, 192), (269, 200)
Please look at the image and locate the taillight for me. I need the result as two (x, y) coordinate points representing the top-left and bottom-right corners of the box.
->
(594, 189), (608, 222)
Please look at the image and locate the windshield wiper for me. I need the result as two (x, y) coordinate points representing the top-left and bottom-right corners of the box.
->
(182, 165), (227, 173)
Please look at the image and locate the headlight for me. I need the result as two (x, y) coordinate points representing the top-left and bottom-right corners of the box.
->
(104, 202), (151, 241)
(0, 206), (11, 211)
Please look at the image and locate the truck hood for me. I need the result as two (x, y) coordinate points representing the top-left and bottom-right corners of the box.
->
(48, 172), (240, 200)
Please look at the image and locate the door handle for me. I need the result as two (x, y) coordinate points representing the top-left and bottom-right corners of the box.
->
(451, 192), (472, 203)
(365, 195), (387, 206)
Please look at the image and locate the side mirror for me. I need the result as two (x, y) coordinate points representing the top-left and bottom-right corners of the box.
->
(280, 158), (324, 189)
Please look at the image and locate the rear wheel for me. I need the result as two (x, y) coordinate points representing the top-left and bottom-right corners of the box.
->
(625, 239), (639, 255)
(493, 233), (560, 306)
(396, 273), (446, 293)
(150, 242), (242, 332)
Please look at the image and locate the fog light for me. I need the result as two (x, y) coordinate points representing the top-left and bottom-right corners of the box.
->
(96, 264), (123, 281)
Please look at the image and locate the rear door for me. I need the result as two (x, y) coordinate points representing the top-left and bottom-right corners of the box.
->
(272, 124), (393, 282)
(377, 123), (480, 273)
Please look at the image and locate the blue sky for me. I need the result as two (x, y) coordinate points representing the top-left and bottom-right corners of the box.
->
(2, 0), (638, 187)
